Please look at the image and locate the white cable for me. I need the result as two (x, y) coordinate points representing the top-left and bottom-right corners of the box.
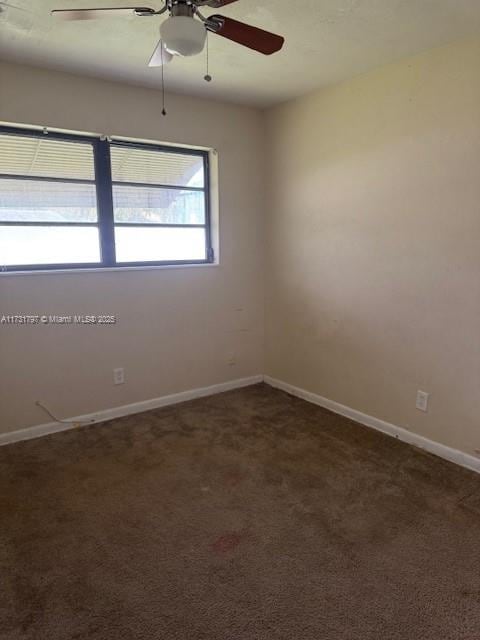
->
(35, 401), (95, 425)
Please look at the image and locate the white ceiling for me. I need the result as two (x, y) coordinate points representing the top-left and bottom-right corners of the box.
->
(1, 0), (480, 107)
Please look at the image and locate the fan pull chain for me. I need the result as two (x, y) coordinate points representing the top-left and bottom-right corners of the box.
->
(161, 41), (167, 116)
(204, 31), (212, 83)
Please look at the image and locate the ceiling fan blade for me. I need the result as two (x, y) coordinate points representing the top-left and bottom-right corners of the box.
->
(207, 14), (284, 55)
(51, 7), (155, 20)
(148, 40), (173, 67)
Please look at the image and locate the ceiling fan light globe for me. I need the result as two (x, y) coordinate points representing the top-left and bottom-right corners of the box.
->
(160, 16), (206, 57)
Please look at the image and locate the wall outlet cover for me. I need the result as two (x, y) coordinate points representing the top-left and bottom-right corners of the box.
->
(113, 368), (125, 385)
(416, 390), (429, 412)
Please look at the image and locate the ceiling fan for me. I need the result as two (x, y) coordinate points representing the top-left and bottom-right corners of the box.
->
(51, 1), (285, 67)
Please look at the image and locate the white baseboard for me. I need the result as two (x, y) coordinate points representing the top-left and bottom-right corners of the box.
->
(4, 373), (479, 476)
(0, 375), (263, 448)
(264, 376), (480, 475)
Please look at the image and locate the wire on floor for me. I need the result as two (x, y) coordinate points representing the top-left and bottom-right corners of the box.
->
(35, 400), (95, 425)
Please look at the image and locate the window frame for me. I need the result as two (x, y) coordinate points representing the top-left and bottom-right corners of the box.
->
(0, 125), (213, 272)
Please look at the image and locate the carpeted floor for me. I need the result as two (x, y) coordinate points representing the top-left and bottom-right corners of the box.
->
(1, 383), (480, 639)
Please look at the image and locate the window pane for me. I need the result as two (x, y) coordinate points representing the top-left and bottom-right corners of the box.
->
(115, 227), (206, 262)
(0, 226), (101, 266)
(0, 179), (98, 222)
(111, 145), (204, 188)
(0, 133), (95, 180)
(113, 185), (205, 224)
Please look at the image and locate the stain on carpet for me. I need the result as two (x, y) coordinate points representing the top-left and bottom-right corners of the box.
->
(212, 531), (246, 554)
(1, 383), (480, 640)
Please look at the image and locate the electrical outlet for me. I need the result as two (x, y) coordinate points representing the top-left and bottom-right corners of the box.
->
(227, 353), (236, 366)
(113, 368), (125, 385)
(416, 390), (429, 412)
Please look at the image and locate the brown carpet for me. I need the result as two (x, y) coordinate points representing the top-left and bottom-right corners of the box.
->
(1, 383), (480, 639)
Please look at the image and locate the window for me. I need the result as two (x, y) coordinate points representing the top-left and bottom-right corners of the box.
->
(0, 126), (212, 271)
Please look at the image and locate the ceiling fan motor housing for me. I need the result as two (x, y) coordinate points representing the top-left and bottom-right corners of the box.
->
(169, 1), (195, 17)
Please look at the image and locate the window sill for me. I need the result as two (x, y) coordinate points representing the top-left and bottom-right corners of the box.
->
(0, 263), (219, 277)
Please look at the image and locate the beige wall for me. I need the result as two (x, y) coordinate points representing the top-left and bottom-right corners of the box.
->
(265, 38), (480, 457)
(0, 62), (265, 433)
(2, 37), (480, 458)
